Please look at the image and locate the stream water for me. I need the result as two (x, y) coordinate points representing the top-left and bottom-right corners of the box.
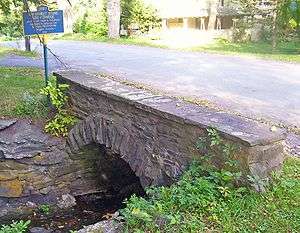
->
(23, 194), (125, 232)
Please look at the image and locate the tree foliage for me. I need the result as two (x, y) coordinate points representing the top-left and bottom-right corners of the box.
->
(231, 0), (300, 42)
(0, 0), (44, 14)
(0, 0), (45, 37)
(121, 0), (160, 33)
(73, 0), (108, 36)
(278, 0), (300, 34)
(0, 5), (23, 37)
(74, 0), (160, 37)
(87, 0), (161, 35)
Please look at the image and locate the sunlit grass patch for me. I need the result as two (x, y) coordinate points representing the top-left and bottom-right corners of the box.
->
(190, 39), (300, 63)
(0, 46), (38, 58)
(0, 67), (48, 118)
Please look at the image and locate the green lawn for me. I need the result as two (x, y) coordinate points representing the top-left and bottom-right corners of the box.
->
(0, 46), (38, 58)
(0, 67), (48, 117)
(122, 157), (300, 233)
(190, 39), (300, 63)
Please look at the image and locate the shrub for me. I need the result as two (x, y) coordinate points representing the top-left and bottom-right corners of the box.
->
(39, 204), (51, 215)
(73, 10), (108, 37)
(44, 110), (77, 137)
(72, 0), (108, 37)
(40, 82), (77, 137)
(232, 19), (251, 43)
(13, 91), (49, 118)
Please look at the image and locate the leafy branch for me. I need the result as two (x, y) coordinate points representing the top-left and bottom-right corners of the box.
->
(40, 82), (77, 137)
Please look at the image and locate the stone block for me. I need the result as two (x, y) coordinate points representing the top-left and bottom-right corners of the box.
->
(0, 178), (23, 198)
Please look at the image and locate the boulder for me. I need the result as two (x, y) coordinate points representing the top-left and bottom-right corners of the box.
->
(29, 227), (53, 233)
(57, 194), (77, 209)
(77, 220), (123, 233)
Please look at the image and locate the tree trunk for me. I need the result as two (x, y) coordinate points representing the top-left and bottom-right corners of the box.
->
(107, 0), (121, 39)
(208, 0), (218, 30)
(23, 0), (31, 51)
(25, 37), (31, 52)
(272, 0), (279, 50)
(296, 3), (300, 38)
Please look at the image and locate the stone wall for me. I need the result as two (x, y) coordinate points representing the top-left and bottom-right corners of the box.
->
(0, 120), (142, 221)
(55, 70), (286, 189)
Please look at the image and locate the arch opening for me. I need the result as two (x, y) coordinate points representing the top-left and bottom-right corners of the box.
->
(71, 142), (145, 213)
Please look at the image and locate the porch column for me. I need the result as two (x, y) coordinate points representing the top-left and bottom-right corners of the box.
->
(162, 18), (168, 31)
(183, 17), (188, 29)
(200, 17), (206, 30)
(217, 17), (222, 30)
(232, 18), (238, 29)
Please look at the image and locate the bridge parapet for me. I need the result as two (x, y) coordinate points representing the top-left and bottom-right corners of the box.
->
(55, 70), (285, 189)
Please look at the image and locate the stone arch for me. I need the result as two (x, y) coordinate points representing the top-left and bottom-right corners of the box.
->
(66, 114), (158, 188)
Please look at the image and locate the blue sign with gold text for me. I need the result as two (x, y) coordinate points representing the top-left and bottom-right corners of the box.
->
(23, 6), (64, 35)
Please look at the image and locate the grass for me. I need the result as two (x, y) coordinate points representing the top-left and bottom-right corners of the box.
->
(0, 46), (38, 58)
(54, 33), (300, 63)
(0, 35), (19, 41)
(0, 67), (48, 118)
(190, 39), (300, 63)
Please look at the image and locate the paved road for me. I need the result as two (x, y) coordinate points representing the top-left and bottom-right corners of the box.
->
(1, 40), (300, 130)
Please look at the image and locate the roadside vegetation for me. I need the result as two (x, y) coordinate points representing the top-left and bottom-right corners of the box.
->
(122, 151), (300, 232)
(40, 81), (78, 136)
(1, 156), (299, 232)
(0, 66), (77, 136)
(120, 129), (300, 232)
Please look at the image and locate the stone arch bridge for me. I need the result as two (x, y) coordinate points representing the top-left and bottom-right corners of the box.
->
(60, 70), (285, 188)
(0, 70), (285, 220)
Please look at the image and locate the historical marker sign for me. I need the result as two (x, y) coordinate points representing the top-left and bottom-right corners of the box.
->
(22, 6), (64, 91)
(290, 0), (298, 12)
(23, 6), (64, 35)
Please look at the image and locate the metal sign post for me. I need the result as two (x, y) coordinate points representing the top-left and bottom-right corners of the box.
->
(42, 35), (49, 87)
(23, 6), (64, 88)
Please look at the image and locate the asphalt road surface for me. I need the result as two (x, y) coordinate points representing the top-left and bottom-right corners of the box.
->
(1, 40), (299, 130)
